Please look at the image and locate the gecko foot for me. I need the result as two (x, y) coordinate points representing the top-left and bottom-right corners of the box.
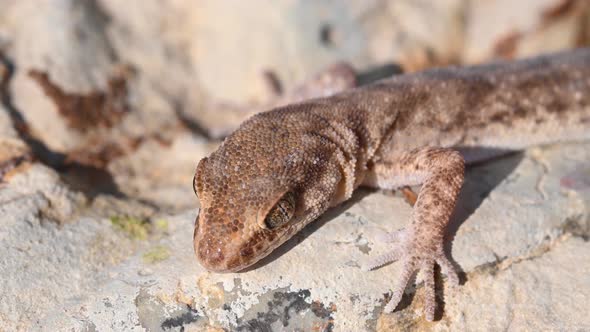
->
(364, 229), (459, 321)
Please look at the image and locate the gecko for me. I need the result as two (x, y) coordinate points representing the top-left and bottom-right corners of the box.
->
(192, 48), (590, 321)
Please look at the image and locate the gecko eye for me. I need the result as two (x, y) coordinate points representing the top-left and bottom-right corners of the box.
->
(264, 191), (296, 229)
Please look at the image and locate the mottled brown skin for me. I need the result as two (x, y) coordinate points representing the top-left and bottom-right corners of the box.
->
(193, 49), (590, 321)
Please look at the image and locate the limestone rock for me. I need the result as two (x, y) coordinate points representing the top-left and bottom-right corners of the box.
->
(464, 0), (590, 63)
(1, 142), (585, 331)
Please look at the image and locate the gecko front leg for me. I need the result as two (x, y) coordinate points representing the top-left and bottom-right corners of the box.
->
(362, 147), (464, 321)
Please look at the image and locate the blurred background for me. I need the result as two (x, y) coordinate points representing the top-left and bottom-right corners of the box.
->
(1, 0), (589, 212)
(1, 1), (590, 330)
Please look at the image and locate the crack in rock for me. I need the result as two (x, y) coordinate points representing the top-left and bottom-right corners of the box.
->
(528, 150), (550, 200)
(469, 214), (588, 278)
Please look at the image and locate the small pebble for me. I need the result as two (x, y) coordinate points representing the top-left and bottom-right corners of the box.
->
(138, 268), (154, 276)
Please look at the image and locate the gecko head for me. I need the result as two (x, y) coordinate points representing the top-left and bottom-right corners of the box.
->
(192, 111), (342, 272)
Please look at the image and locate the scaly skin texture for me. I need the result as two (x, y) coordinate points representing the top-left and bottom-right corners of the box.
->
(193, 49), (590, 321)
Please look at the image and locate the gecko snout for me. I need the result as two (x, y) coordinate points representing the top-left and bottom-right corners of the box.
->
(193, 214), (245, 272)
(194, 233), (229, 272)
(193, 210), (226, 271)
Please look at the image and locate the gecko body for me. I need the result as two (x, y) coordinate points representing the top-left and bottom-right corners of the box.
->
(193, 49), (590, 321)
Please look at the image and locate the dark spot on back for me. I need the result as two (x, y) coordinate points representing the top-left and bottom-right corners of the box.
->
(547, 98), (569, 113)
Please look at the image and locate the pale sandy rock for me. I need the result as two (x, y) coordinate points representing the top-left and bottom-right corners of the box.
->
(443, 237), (590, 331)
(2, 0), (586, 147)
(188, 0), (362, 103)
(96, 0), (198, 140)
(377, 237), (590, 331)
(362, 0), (464, 72)
(0, 104), (28, 163)
(0, 104), (17, 141)
(188, 0), (464, 104)
(451, 143), (590, 272)
(108, 133), (217, 210)
(0, 0), (115, 92)
(0, 163), (123, 331)
(2, 163), (86, 224)
(463, 0), (590, 63)
(10, 71), (79, 152)
(176, 0), (465, 137)
(10, 142), (588, 331)
(0, 210), (139, 331)
(0, 49), (29, 164)
(193, 61), (360, 139)
(1, 0), (116, 151)
(0, 0), (191, 153)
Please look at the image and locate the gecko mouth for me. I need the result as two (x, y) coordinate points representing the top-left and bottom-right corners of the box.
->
(195, 226), (288, 273)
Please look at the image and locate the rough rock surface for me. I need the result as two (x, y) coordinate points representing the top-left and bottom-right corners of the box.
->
(2, 142), (589, 331)
(1, 1), (590, 331)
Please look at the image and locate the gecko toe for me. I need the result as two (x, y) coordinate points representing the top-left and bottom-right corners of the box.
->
(421, 260), (436, 321)
(436, 252), (460, 287)
(383, 259), (416, 313)
(377, 245), (460, 321)
(363, 229), (408, 271)
(362, 248), (402, 271)
(383, 258), (440, 320)
(369, 228), (460, 320)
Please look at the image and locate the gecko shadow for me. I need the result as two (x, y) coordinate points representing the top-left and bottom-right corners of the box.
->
(446, 151), (526, 256)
